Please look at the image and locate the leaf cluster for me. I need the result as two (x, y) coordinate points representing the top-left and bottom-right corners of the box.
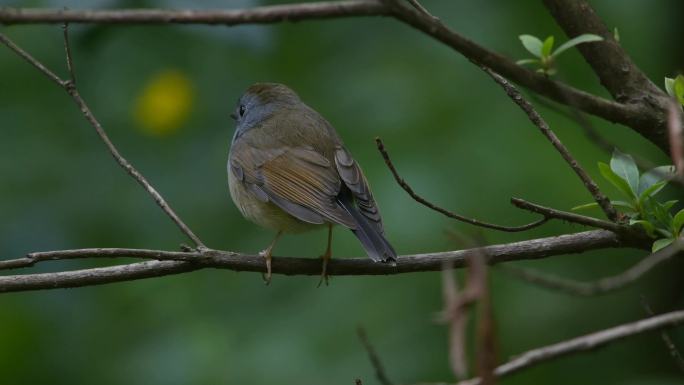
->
(574, 150), (682, 251)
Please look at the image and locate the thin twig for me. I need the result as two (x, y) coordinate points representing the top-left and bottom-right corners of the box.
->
(452, 309), (684, 385)
(641, 297), (684, 373)
(62, 21), (76, 84)
(499, 237), (683, 296)
(375, 138), (549, 232)
(480, 67), (619, 222)
(357, 327), (394, 385)
(510, 198), (631, 234)
(0, 29), (205, 248)
(405, 0), (437, 20)
(0, 230), (633, 293)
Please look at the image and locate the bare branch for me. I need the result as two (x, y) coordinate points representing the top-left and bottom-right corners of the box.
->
(499, 237), (683, 296)
(0, 2), (669, 151)
(0, 230), (636, 293)
(0, 29), (205, 248)
(541, 0), (662, 102)
(641, 297), (684, 373)
(0, 1), (389, 25)
(375, 138), (549, 232)
(452, 309), (684, 385)
(357, 327), (394, 385)
(405, 0), (437, 20)
(481, 67), (619, 222)
(510, 198), (632, 234)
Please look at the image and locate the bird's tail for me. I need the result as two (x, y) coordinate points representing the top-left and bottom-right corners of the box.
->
(338, 196), (397, 264)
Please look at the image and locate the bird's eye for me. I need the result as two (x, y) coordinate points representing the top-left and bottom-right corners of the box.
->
(239, 105), (246, 117)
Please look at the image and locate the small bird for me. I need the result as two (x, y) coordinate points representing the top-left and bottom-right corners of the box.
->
(227, 83), (396, 284)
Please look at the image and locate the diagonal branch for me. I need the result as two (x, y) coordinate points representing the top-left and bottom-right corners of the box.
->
(453, 309), (684, 385)
(0, 29), (205, 248)
(0, 230), (639, 293)
(481, 67), (619, 222)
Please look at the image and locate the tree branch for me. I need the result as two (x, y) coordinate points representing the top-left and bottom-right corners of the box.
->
(499, 237), (683, 296)
(0, 29), (205, 248)
(375, 138), (549, 232)
(0, 230), (639, 293)
(510, 198), (631, 234)
(0, 1), (389, 25)
(481, 67), (619, 222)
(541, 0), (671, 151)
(0, 1), (669, 152)
(453, 309), (684, 385)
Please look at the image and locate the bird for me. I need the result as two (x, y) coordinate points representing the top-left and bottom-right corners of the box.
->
(227, 83), (396, 285)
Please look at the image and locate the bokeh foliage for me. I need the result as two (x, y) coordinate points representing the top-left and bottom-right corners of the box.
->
(1, 0), (683, 384)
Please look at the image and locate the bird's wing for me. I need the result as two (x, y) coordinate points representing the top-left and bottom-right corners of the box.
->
(230, 145), (357, 228)
(334, 146), (385, 234)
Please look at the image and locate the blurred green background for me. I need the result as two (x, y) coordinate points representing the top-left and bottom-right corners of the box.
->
(1, 0), (683, 384)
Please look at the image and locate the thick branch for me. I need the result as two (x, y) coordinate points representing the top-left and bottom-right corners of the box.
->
(383, 1), (667, 152)
(0, 1), (389, 25)
(0, 1), (668, 152)
(541, 0), (670, 150)
(0, 230), (639, 293)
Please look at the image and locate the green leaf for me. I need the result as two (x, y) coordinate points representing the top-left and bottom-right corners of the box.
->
(572, 202), (598, 211)
(519, 35), (544, 58)
(663, 200), (679, 211)
(639, 181), (668, 202)
(629, 219), (656, 237)
(516, 58), (540, 66)
(598, 162), (636, 199)
(638, 165), (674, 196)
(665, 77), (676, 97)
(541, 36), (555, 58)
(611, 200), (637, 210)
(652, 238), (674, 252)
(674, 75), (684, 105)
(610, 149), (639, 195)
(552, 34), (604, 58)
(572, 200), (635, 212)
(673, 209), (684, 235)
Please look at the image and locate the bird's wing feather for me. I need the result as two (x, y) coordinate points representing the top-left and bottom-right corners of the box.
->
(231, 145), (356, 228)
(334, 146), (384, 233)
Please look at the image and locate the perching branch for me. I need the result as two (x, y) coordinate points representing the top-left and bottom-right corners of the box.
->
(481, 67), (619, 222)
(0, 230), (638, 293)
(0, 29), (205, 248)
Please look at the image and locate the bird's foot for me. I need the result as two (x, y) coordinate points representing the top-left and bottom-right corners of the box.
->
(317, 252), (331, 288)
(259, 249), (273, 285)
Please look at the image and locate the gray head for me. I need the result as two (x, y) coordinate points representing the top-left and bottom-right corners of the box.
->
(230, 83), (301, 143)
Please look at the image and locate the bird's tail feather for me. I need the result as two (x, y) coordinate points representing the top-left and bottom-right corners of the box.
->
(338, 197), (397, 264)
